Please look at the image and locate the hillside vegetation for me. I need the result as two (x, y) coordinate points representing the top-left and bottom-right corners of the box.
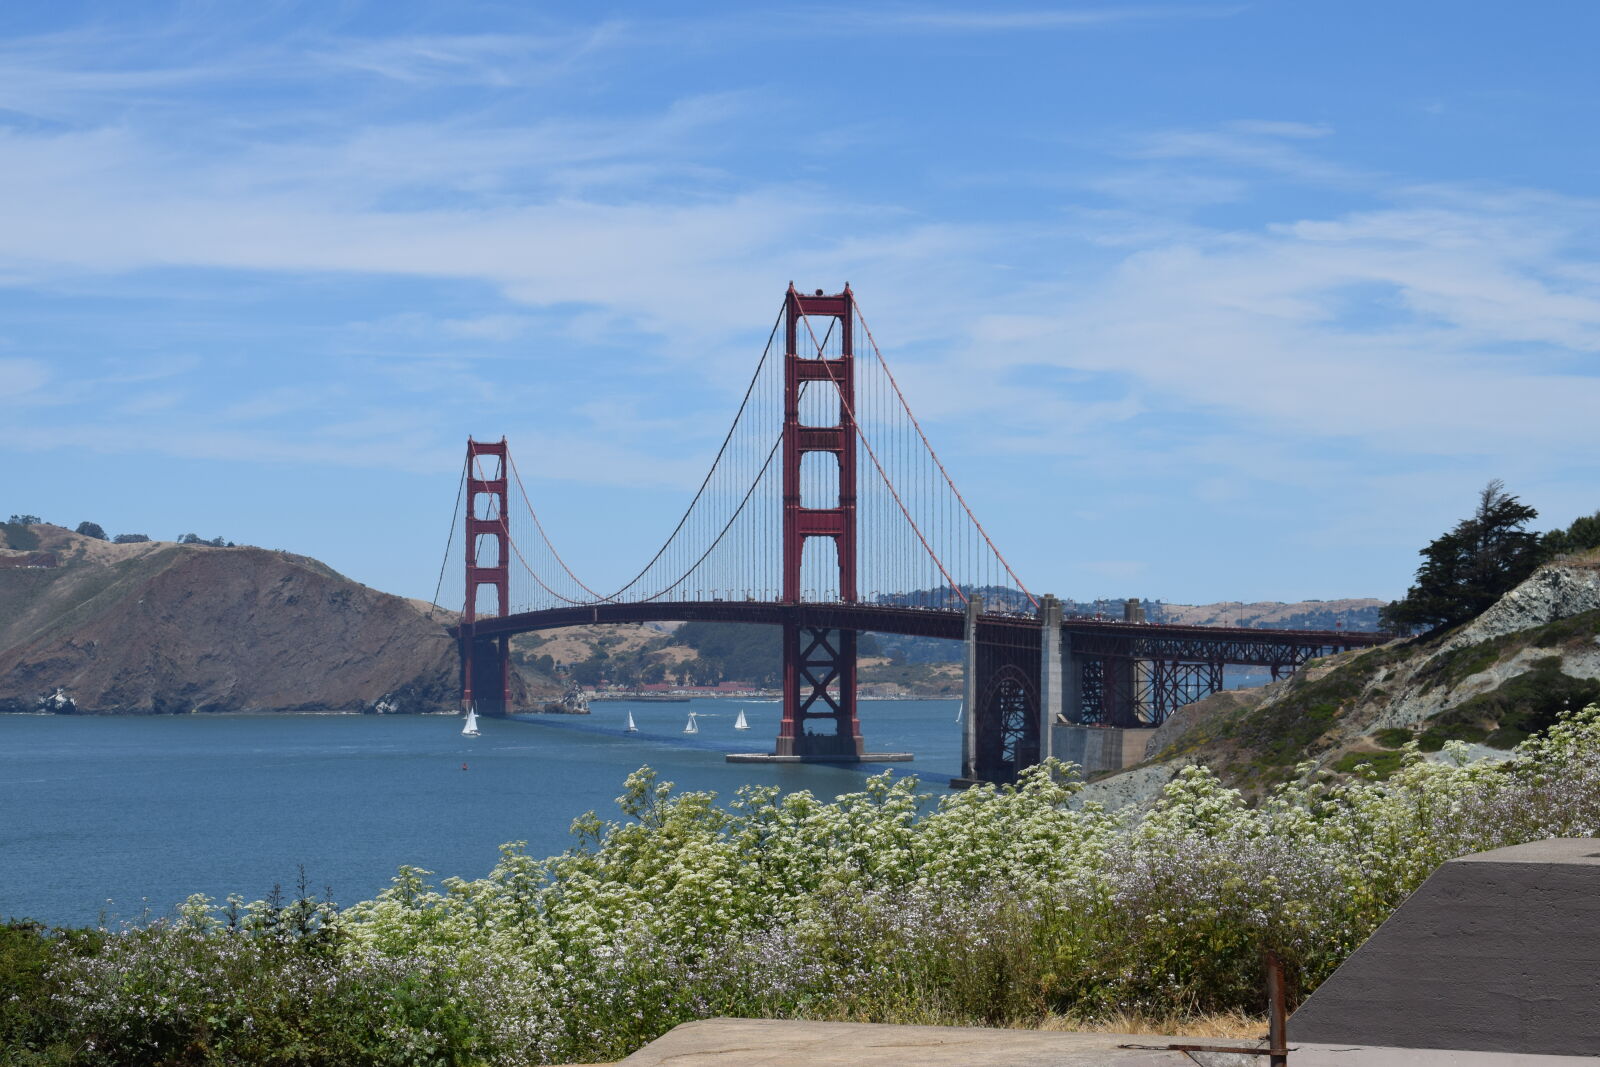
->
(1134, 549), (1600, 793)
(0, 525), (461, 714)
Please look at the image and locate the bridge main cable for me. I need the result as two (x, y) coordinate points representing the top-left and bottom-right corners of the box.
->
(500, 306), (786, 607)
(795, 309), (965, 605)
(854, 297), (1037, 609)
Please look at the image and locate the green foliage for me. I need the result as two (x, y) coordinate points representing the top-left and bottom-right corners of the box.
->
(0, 921), (102, 1065)
(74, 522), (107, 541)
(7, 514), (42, 525)
(1222, 649), (1392, 768)
(112, 533), (152, 544)
(177, 534), (232, 548)
(1415, 722), (1488, 752)
(671, 621), (782, 686)
(1417, 641), (1503, 692)
(1380, 480), (1544, 634)
(1372, 728), (1413, 749)
(1331, 750), (1407, 778)
(1541, 510), (1600, 557)
(1, 522), (41, 551)
(1430, 657), (1600, 750)
(10, 708), (1600, 1064)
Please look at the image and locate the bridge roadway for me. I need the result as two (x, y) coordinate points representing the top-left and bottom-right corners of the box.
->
(462, 600), (1387, 666)
(457, 601), (1387, 781)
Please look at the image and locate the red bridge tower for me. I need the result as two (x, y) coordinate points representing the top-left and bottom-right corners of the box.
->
(776, 284), (863, 758)
(461, 437), (512, 715)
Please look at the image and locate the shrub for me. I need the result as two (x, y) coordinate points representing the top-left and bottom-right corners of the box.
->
(1372, 728), (1413, 749)
(12, 706), (1600, 1064)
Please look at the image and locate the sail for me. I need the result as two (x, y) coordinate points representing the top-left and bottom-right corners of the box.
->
(733, 709), (750, 730)
(462, 708), (480, 736)
(625, 711), (638, 732)
(684, 712), (699, 734)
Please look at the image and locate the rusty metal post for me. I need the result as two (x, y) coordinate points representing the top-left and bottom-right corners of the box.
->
(1267, 950), (1288, 1066)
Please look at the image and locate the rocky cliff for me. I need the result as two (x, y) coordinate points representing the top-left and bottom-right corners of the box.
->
(0, 525), (463, 714)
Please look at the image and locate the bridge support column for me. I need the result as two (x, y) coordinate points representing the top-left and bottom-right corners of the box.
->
(461, 633), (511, 716)
(776, 621), (863, 757)
(776, 284), (865, 760)
(969, 621), (1041, 785)
(1037, 594), (1063, 763)
(960, 593), (982, 779)
(1062, 636), (1082, 726)
(461, 438), (512, 715)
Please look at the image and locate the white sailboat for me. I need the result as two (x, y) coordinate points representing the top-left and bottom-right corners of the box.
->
(683, 711), (699, 734)
(462, 707), (480, 737)
(625, 711), (638, 733)
(955, 703), (964, 724)
(733, 708), (750, 730)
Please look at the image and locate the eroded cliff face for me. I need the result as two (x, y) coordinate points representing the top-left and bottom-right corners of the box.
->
(0, 526), (462, 713)
(1083, 552), (1600, 804)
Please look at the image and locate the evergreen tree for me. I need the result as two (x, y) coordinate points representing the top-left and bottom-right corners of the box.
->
(74, 522), (107, 540)
(1380, 480), (1543, 634)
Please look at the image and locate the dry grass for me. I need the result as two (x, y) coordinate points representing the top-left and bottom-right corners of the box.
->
(1039, 1008), (1266, 1039)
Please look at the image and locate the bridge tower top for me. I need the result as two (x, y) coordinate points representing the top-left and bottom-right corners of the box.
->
(782, 282), (856, 605)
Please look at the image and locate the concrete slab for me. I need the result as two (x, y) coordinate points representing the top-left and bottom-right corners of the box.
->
(613, 1019), (1234, 1065)
(614, 1019), (1600, 1066)
(1291, 837), (1600, 1057)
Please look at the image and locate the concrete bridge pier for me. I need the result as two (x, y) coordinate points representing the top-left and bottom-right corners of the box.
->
(1037, 594), (1063, 764)
(959, 593), (982, 780)
(460, 628), (512, 716)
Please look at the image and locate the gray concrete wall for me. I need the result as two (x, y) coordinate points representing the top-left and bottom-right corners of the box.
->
(1037, 595), (1063, 762)
(1052, 725), (1156, 776)
(1291, 838), (1600, 1056)
(960, 594), (981, 780)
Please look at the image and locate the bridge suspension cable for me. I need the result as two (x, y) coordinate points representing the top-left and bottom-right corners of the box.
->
(455, 288), (1035, 619)
(854, 297), (1037, 610)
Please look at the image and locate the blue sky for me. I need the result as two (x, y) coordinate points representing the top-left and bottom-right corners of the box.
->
(2, 1), (1598, 605)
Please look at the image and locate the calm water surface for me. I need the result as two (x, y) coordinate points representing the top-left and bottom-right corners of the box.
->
(0, 699), (960, 926)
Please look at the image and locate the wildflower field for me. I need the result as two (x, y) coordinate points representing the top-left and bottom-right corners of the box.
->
(7, 706), (1600, 1067)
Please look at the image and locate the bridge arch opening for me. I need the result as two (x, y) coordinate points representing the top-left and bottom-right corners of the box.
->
(472, 584), (503, 619)
(471, 492), (501, 520)
(470, 454), (503, 480)
(471, 534), (501, 568)
(799, 536), (842, 602)
(797, 379), (842, 428)
(799, 450), (841, 511)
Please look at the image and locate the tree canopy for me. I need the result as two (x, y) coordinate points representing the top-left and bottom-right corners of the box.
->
(74, 521), (107, 540)
(1542, 510), (1600, 559)
(1380, 480), (1544, 634)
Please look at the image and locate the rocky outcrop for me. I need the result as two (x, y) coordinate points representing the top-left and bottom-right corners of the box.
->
(1438, 557), (1600, 652)
(1127, 552), (1600, 793)
(0, 525), (464, 714)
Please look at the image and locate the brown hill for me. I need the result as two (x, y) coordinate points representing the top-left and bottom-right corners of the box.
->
(0, 525), (461, 714)
(1153, 597), (1385, 630)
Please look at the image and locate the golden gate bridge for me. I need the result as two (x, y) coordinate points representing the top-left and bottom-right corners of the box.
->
(435, 284), (1384, 783)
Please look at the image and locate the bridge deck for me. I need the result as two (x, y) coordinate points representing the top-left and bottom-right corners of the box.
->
(458, 600), (1388, 666)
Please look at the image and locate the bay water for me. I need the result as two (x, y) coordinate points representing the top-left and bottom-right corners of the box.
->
(0, 699), (960, 927)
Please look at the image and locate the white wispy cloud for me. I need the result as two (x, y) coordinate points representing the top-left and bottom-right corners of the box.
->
(819, 5), (1244, 32)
